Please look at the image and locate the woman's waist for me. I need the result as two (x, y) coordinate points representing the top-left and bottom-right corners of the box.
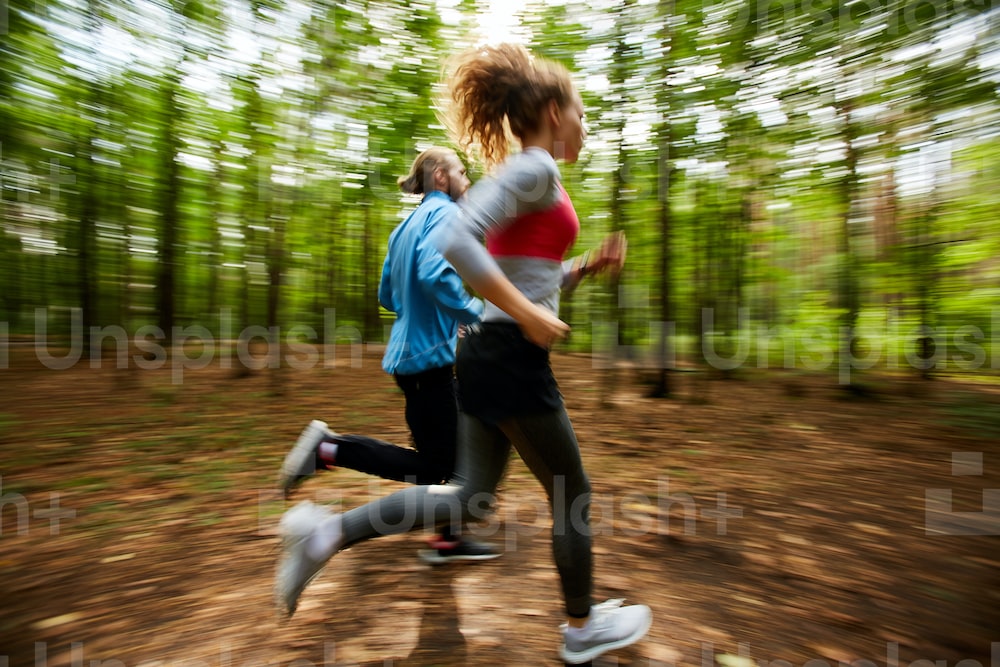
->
(481, 294), (560, 324)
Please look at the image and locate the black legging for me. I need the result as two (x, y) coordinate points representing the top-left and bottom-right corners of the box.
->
(339, 406), (594, 617)
(333, 365), (457, 486)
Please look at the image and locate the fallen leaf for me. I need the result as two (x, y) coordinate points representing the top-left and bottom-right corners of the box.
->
(100, 552), (136, 564)
(717, 653), (757, 667)
(31, 613), (82, 630)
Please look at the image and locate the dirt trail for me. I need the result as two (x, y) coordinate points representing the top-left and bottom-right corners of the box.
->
(1, 350), (997, 666)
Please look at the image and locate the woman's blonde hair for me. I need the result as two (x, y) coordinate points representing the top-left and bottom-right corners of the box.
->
(397, 147), (458, 195)
(442, 43), (575, 170)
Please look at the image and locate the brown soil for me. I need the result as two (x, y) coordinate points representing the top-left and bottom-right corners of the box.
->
(0, 347), (997, 667)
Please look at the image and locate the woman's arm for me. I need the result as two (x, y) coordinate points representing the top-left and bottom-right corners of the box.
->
(462, 270), (570, 348)
(434, 151), (569, 347)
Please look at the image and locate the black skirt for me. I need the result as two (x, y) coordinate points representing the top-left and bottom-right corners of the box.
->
(456, 322), (563, 424)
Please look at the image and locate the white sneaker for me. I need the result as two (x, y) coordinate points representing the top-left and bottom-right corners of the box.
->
(278, 420), (335, 497)
(274, 501), (340, 618)
(559, 599), (652, 664)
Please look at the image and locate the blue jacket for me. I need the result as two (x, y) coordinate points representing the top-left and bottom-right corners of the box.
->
(379, 190), (484, 376)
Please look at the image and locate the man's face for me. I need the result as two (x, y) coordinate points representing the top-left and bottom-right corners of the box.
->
(441, 158), (470, 200)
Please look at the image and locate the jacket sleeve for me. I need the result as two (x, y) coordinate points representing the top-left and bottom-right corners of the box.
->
(417, 206), (484, 325)
(433, 151), (561, 284)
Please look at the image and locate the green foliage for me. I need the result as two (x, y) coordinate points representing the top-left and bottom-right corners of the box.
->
(0, 0), (997, 381)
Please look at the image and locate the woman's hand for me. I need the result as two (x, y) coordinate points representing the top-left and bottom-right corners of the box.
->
(458, 269), (570, 348)
(519, 304), (571, 349)
(588, 231), (627, 278)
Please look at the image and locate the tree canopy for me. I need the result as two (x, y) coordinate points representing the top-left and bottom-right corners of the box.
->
(2, 0), (998, 386)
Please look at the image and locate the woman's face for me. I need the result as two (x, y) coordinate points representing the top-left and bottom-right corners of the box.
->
(553, 91), (587, 164)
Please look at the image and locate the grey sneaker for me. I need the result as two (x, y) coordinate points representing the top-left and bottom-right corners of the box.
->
(559, 599), (652, 664)
(274, 501), (340, 618)
(278, 420), (335, 497)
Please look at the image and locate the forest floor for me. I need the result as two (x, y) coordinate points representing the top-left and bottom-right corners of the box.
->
(1, 345), (999, 667)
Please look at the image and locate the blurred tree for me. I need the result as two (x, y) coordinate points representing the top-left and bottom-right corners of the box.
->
(153, 0), (225, 344)
(647, 0), (679, 398)
(72, 0), (108, 358)
(2, 0), (998, 382)
(598, 0), (641, 406)
(0, 0), (53, 328)
(894, 15), (998, 379)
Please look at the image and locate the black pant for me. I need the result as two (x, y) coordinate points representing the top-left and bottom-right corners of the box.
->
(335, 365), (458, 486)
(339, 380), (594, 616)
(457, 322), (563, 423)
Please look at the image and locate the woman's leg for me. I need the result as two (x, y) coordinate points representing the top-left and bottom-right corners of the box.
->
(492, 407), (653, 663)
(496, 407), (593, 618)
(338, 412), (510, 548)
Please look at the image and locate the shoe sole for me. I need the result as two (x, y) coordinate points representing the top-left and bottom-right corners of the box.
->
(417, 549), (503, 565)
(278, 420), (329, 497)
(558, 610), (652, 664)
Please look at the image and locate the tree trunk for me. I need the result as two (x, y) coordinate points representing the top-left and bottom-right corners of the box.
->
(76, 141), (98, 359)
(362, 196), (380, 343)
(601, 143), (626, 409)
(836, 98), (863, 391)
(156, 72), (182, 345)
(649, 0), (675, 399)
(207, 139), (224, 327)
